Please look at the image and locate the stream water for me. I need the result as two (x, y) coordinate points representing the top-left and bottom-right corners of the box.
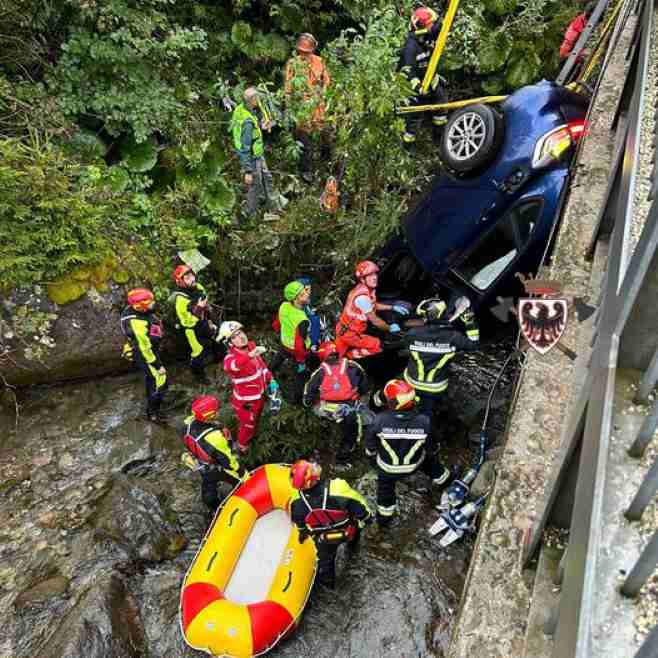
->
(0, 339), (517, 658)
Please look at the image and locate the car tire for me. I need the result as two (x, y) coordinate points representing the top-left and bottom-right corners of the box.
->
(440, 103), (504, 175)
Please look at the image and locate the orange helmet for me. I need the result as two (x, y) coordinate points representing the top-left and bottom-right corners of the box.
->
(383, 379), (416, 411)
(318, 341), (338, 361)
(355, 260), (379, 280)
(296, 33), (317, 53)
(127, 288), (155, 312)
(290, 460), (322, 490)
(173, 264), (194, 287)
(412, 7), (438, 30)
(191, 395), (220, 422)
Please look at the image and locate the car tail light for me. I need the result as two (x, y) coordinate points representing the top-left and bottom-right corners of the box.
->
(532, 120), (587, 169)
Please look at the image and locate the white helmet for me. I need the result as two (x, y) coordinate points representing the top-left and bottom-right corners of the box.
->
(219, 320), (243, 342)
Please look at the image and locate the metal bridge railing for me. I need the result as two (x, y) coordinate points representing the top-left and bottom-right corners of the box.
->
(522, 0), (658, 655)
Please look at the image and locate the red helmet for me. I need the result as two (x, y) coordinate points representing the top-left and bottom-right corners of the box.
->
(355, 260), (379, 280)
(318, 341), (338, 361)
(173, 264), (194, 287)
(290, 460), (322, 490)
(383, 379), (416, 411)
(412, 7), (438, 29)
(191, 395), (220, 422)
(127, 288), (155, 312)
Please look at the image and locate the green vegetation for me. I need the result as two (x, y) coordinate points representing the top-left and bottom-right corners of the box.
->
(0, 0), (583, 305)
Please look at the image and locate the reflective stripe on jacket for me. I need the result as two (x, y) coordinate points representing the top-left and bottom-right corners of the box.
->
(173, 284), (207, 329)
(338, 283), (377, 334)
(120, 306), (163, 368)
(223, 341), (272, 402)
(403, 321), (480, 394)
(365, 409), (431, 476)
(182, 415), (239, 473)
(290, 479), (371, 530)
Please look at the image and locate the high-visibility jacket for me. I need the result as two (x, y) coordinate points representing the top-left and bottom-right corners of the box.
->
(365, 409), (431, 475)
(284, 53), (331, 129)
(223, 341), (273, 402)
(338, 283), (377, 335)
(289, 479), (371, 533)
(120, 306), (164, 369)
(278, 301), (311, 353)
(303, 357), (367, 405)
(172, 283), (208, 329)
(182, 416), (239, 475)
(560, 13), (587, 59)
(230, 103), (264, 157)
(403, 319), (479, 395)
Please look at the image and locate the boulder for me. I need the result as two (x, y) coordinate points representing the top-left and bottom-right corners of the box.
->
(93, 475), (187, 562)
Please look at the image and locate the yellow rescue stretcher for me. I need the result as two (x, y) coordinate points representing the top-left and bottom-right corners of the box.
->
(180, 464), (317, 658)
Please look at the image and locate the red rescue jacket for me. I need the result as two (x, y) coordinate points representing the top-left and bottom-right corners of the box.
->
(560, 14), (587, 59)
(223, 341), (273, 403)
(338, 283), (377, 334)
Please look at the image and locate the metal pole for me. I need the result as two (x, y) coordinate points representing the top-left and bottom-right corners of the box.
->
(420, 0), (460, 95)
(628, 397), (658, 458)
(635, 347), (658, 403)
(621, 530), (658, 597)
(626, 456), (658, 520)
(635, 621), (658, 658)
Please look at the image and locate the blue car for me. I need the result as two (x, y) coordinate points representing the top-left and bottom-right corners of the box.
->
(376, 80), (589, 322)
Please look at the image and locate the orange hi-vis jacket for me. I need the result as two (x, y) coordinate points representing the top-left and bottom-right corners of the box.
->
(338, 283), (377, 335)
(284, 53), (331, 129)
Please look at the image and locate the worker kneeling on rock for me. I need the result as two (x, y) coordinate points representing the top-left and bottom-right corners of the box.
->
(289, 460), (372, 589)
(171, 264), (224, 385)
(336, 260), (409, 359)
(365, 379), (451, 527)
(303, 341), (370, 462)
(120, 288), (168, 423)
(181, 395), (245, 515)
(220, 321), (281, 453)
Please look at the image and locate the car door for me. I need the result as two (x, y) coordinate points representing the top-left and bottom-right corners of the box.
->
(446, 197), (545, 309)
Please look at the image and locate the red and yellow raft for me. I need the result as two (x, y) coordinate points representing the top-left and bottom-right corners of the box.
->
(180, 464), (317, 657)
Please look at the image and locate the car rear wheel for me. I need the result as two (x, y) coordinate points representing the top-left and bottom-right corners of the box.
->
(440, 103), (504, 174)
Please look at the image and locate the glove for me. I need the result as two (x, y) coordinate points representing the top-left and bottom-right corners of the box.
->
(249, 345), (267, 358)
(269, 397), (282, 415)
(389, 323), (401, 334)
(296, 362), (307, 373)
(393, 304), (410, 316)
(462, 310), (475, 325)
(267, 380), (280, 396)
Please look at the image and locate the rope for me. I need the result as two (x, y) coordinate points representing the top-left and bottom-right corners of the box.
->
(580, 0), (627, 82)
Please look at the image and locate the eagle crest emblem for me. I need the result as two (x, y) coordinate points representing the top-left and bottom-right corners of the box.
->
(518, 298), (568, 355)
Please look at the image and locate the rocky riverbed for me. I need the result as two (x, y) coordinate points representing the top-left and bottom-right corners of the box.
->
(0, 341), (516, 658)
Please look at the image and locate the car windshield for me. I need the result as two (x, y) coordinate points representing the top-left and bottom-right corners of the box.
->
(455, 200), (543, 290)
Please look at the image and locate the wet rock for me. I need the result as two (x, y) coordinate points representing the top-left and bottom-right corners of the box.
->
(37, 512), (60, 529)
(93, 475), (187, 562)
(33, 573), (146, 658)
(105, 420), (156, 473)
(57, 452), (74, 471)
(14, 575), (69, 610)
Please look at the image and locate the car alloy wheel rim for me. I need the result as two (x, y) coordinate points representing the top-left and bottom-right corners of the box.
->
(447, 112), (487, 161)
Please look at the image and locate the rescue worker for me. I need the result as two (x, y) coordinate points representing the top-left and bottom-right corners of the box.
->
(402, 297), (479, 416)
(181, 395), (244, 515)
(560, 2), (596, 60)
(271, 279), (317, 402)
(230, 86), (276, 217)
(171, 264), (223, 384)
(120, 288), (168, 423)
(220, 321), (281, 453)
(289, 460), (372, 589)
(284, 33), (331, 183)
(365, 379), (451, 526)
(335, 260), (409, 359)
(303, 341), (369, 462)
(398, 6), (448, 145)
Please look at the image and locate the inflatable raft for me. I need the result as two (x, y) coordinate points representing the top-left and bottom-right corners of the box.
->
(180, 464), (317, 657)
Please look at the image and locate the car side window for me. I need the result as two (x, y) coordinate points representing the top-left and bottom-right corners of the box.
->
(455, 199), (543, 291)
